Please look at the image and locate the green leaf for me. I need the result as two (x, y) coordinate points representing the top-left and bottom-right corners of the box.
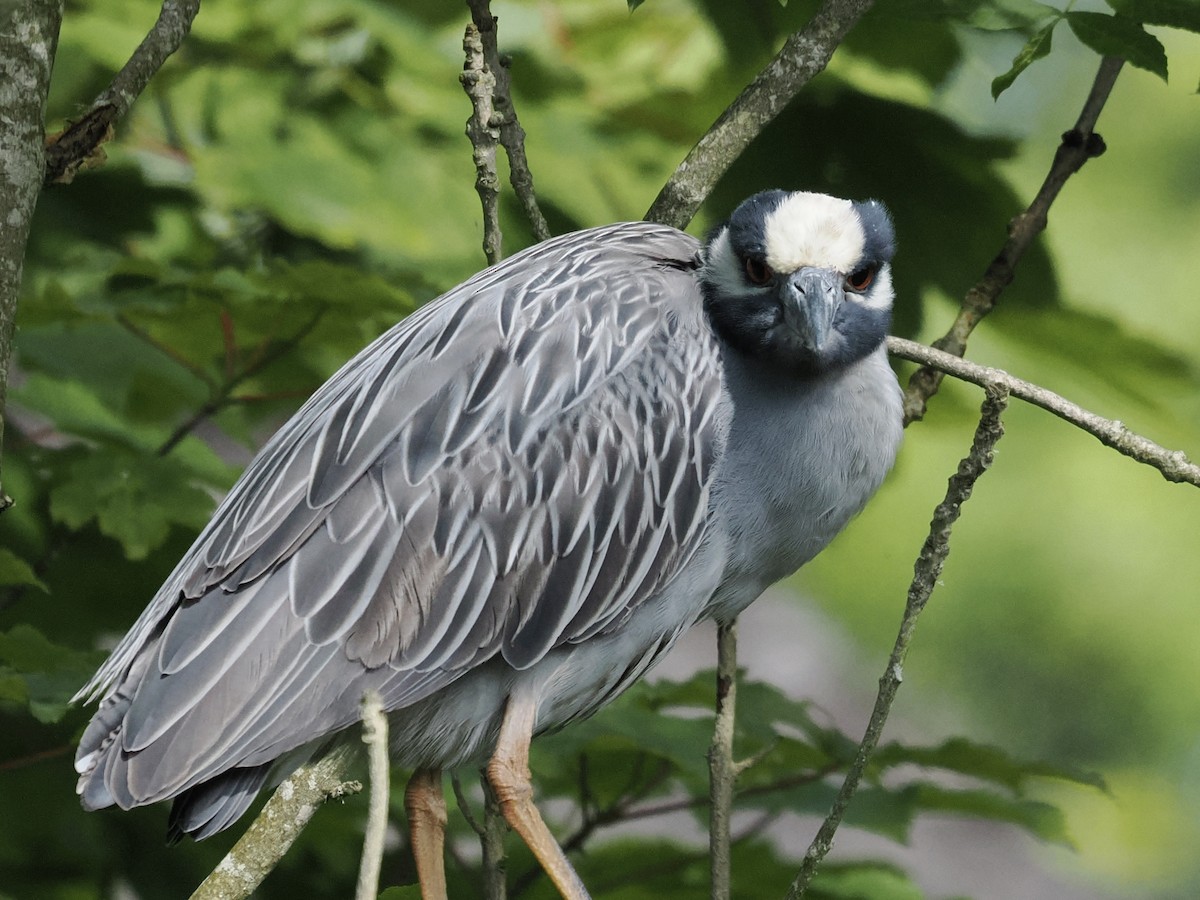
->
(1067, 12), (1169, 81)
(627, 0), (646, 9)
(812, 861), (924, 900)
(874, 737), (1107, 792)
(377, 887), (422, 900)
(1106, 0), (1200, 33)
(881, 0), (1059, 31)
(49, 447), (215, 560)
(0, 548), (48, 593)
(0, 625), (104, 723)
(967, 0), (1061, 32)
(912, 783), (1076, 847)
(992, 19), (1058, 98)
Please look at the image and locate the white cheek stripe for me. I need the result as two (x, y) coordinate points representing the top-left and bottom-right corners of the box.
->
(763, 192), (865, 274)
(702, 228), (749, 300)
(861, 265), (893, 312)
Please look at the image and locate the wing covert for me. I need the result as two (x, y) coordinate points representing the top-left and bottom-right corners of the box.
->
(77, 222), (728, 803)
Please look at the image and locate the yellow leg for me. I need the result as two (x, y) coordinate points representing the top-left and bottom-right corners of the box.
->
(405, 768), (448, 900)
(486, 696), (591, 900)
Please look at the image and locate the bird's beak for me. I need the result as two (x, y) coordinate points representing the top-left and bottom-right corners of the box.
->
(783, 267), (842, 352)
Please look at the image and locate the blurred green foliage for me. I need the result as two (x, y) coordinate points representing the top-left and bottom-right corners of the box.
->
(1, 1), (1198, 898)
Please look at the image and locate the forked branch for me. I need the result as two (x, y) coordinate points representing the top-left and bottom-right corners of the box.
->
(43, 0), (201, 184)
(902, 56), (1124, 423)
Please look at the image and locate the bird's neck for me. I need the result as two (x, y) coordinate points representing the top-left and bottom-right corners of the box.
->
(704, 345), (903, 622)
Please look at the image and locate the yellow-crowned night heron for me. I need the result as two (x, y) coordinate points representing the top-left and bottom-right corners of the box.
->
(74, 190), (903, 898)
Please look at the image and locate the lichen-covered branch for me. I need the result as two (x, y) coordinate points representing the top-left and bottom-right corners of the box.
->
(788, 387), (1010, 898)
(43, 0), (200, 184)
(189, 749), (360, 900)
(902, 56), (1124, 424)
(461, 20), (504, 264)
(645, 0), (876, 230)
(463, 0), (550, 250)
(889, 336), (1200, 488)
(0, 0), (64, 513)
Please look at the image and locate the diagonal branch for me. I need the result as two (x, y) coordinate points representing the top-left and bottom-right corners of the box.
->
(189, 750), (361, 900)
(902, 55), (1124, 424)
(788, 386), (1010, 898)
(43, 0), (201, 184)
(645, 0), (876, 230)
(889, 336), (1200, 488)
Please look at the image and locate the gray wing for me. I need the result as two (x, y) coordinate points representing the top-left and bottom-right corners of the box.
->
(75, 221), (727, 813)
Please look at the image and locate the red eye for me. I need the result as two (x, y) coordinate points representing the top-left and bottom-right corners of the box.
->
(744, 256), (773, 286)
(845, 265), (877, 292)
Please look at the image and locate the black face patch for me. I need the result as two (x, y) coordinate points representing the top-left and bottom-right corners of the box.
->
(851, 200), (896, 265)
(701, 190), (896, 380)
(724, 190), (789, 262)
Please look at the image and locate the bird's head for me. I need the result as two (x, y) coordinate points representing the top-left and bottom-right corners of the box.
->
(699, 190), (895, 377)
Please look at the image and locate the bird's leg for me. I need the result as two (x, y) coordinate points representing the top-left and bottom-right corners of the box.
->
(405, 767), (448, 900)
(487, 695), (591, 900)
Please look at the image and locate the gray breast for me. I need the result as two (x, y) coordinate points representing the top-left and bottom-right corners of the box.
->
(704, 344), (903, 622)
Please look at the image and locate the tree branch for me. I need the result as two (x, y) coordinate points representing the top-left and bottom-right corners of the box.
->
(460, 19), (504, 265)
(479, 772), (511, 900)
(356, 692), (390, 900)
(451, 772), (509, 899)
(902, 55), (1124, 424)
(43, 0), (201, 184)
(788, 386), (1010, 898)
(0, 0), (63, 514)
(463, 0), (550, 254)
(189, 749), (361, 900)
(708, 620), (738, 900)
(889, 336), (1200, 488)
(645, 0), (876, 229)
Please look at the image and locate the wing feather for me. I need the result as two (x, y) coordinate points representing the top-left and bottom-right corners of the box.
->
(76, 222), (728, 816)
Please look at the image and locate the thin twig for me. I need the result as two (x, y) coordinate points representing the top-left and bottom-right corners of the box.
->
(356, 692), (390, 900)
(117, 312), (216, 389)
(902, 56), (1124, 424)
(889, 337), (1200, 488)
(787, 387), (1010, 898)
(156, 310), (324, 456)
(460, 19), (504, 264)
(464, 0), (550, 243)
(452, 771), (508, 898)
(708, 620), (738, 900)
(189, 749), (361, 900)
(460, 0), (549, 250)
(645, 0), (876, 229)
(0, 743), (71, 773)
(44, 0), (201, 184)
(479, 771), (510, 900)
(452, 772), (486, 837)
